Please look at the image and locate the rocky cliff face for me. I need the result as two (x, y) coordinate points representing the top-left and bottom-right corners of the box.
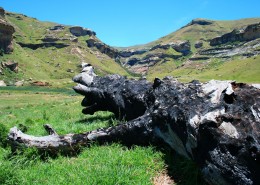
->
(86, 38), (191, 74)
(116, 19), (260, 75)
(86, 37), (119, 58)
(0, 7), (5, 18)
(15, 23), (82, 50)
(150, 40), (191, 55)
(189, 22), (260, 60)
(86, 19), (259, 75)
(4, 11), (95, 51)
(69, 26), (96, 37)
(116, 40), (191, 74)
(186, 18), (213, 26)
(86, 19), (260, 75)
(0, 7), (15, 54)
(210, 23), (260, 46)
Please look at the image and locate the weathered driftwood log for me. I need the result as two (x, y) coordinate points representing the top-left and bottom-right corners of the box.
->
(8, 63), (260, 185)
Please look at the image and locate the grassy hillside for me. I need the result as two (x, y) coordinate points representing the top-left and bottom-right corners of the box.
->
(148, 55), (260, 83)
(145, 18), (260, 49)
(1, 12), (130, 87)
(121, 18), (260, 83)
(1, 11), (259, 85)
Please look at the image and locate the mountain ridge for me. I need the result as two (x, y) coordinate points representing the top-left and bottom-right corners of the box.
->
(0, 7), (259, 86)
(0, 8), (130, 87)
(114, 17), (260, 81)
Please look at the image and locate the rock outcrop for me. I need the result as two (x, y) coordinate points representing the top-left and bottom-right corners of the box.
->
(122, 51), (183, 74)
(17, 42), (70, 50)
(1, 61), (18, 73)
(49, 25), (65, 31)
(170, 40), (191, 55)
(70, 26), (96, 37)
(186, 18), (213, 26)
(0, 80), (6, 86)
(0, 7), (5, 18)
(199, 38), (260, 58)
(124, 55), (161, 74)
(119, 49), (148, 58)
(86, 37), (118, 58)
(86, 36), (191, 74)
(0, 8), (15, 54)
(41, 35), (60, 42)
(150, 40), (191, 55)
(210, 23), (260, 46)
(14, 80), (24, 86)
(115, 40), (191, 74)
(194, 41), (203, 48)
(87, 37), (161, 64)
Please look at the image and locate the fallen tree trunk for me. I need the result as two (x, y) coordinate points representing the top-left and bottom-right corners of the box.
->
(8, 115), (155, 155)
(8, 64), (260, 185)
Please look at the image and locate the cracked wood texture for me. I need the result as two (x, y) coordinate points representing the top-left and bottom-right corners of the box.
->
(8, 64), (260, 185)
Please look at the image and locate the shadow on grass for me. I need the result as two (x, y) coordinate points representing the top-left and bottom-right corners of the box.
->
(0, 86), (77, 95)
(4, 142), (207, 184)
(3, 114), (207, 185)
(75, 113), (116, 124)
(161, 147), (207, 185)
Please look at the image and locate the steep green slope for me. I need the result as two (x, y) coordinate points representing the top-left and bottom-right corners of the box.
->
(1, 9), (259, 85)
(119, 18), (260, 83)
(148, 55), (260, 83)
(151, 18), (260, 46)
(1, 11), (130, 87)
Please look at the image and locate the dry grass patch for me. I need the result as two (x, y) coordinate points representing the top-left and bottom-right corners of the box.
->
(153, 171), (175, 185)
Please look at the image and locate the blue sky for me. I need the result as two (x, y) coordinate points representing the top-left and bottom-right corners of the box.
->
(1, 0), (260, 47)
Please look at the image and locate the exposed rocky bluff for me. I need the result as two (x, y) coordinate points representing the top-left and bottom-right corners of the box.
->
(8, 64), (260, 185)
(0, 7), (15, 54)
(189, 22), (260, 61)
(86, 19), (260, 75)
(210, 22), (260, 46)
(69, 26), (96, 37)
(86, 36), (191, 74)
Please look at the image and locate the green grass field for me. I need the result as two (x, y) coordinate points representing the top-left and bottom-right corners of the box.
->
(147, 55), (260, 83)
(0, 87), (206, 185)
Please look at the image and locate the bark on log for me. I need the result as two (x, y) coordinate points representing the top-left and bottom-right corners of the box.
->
(8, 116), (154, 155)
(8, 64), (260, 185)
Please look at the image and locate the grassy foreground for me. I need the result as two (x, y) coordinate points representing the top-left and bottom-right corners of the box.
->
(0, 87), (165, 185)
(0, 87), (204, 185)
